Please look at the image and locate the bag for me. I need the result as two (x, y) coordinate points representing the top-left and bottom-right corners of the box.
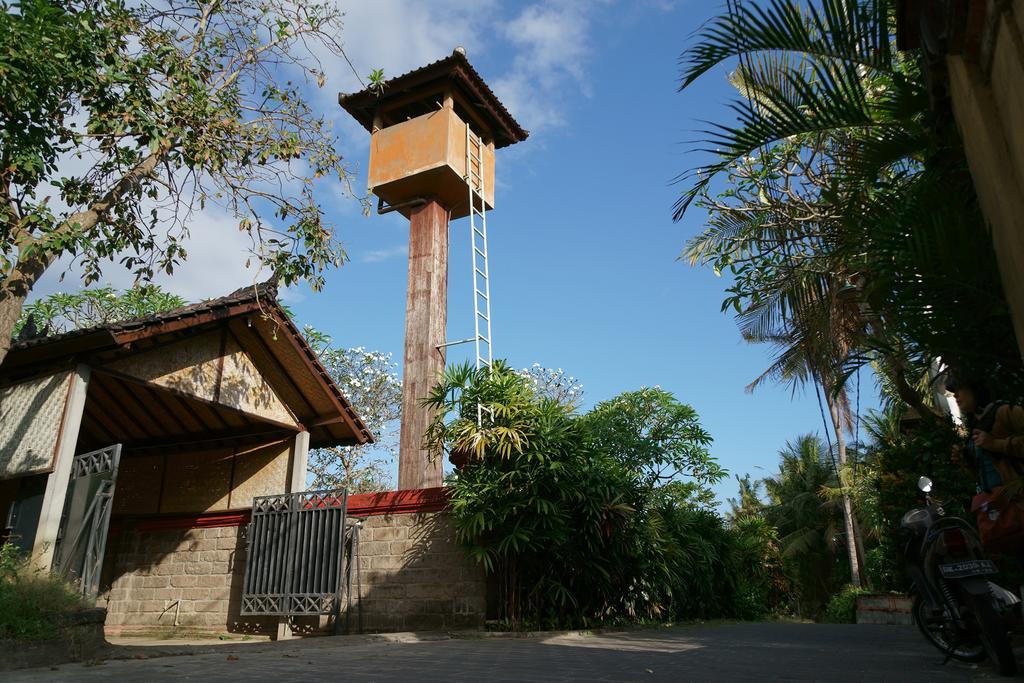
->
(971, 486), (1024, 553)
(968, 401), (1024, 552)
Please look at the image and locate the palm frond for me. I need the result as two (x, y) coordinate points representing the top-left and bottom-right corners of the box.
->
(679, 0), (893, 90)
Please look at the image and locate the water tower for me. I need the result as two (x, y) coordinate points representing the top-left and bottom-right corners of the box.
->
(339, 49), (528, 490)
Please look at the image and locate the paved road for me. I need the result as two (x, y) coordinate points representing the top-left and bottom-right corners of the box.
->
(8, 623), (1004, 682)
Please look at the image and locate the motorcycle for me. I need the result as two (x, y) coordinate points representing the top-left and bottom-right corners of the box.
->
(904, 475), (1020, 675)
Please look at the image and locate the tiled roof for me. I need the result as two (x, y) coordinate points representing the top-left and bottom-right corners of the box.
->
(339, 49), (528, 149)
(12, 280), (279, 351)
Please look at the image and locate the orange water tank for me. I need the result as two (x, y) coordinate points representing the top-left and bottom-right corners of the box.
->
(339, 50), (528, 220)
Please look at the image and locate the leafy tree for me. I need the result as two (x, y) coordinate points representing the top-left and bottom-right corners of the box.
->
(304, 328), (401, 493)
(582, 387), (722, 497)
(424, 362), (611, 625)
(673, 0), (1018, 586)
(0, 0), (363, 365)
(15, 284), (185, 335)
(518, 363), (584, 410)
(424, 362), (743, 628)
(676, 0), (1022, 397)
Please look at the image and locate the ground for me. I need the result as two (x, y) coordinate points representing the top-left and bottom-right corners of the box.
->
(6, 623), (1006, 681)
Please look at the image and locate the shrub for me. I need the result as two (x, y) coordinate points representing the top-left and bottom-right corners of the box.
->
(871, 413), (972, 591)
(823, 585), (870, 624)
(0, 544), (84, 640)
(425, 363), (729, 628)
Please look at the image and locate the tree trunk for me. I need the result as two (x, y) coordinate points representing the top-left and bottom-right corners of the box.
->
(0, 152), (162, 368)
(827, 392), (865, 587)
(0, 245), (54, 365)
(0, 290), (26, 365)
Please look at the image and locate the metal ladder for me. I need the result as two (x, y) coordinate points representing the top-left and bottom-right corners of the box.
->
(466, 125), (493, 373)
(437, 124), (494, 427)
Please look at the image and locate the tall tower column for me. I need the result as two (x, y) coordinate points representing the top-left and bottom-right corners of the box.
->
(398, 200), (448, 489)
(339, 49), (528, 492)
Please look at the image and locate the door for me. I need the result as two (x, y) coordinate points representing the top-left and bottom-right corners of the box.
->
(4, 474), (47, 551)
(241, 488), (358, 625)
(53, 444), (121, 601)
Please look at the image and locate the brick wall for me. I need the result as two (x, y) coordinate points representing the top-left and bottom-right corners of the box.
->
(100, 508), (486, 635)
(100, 524), (274, 634)
(354, 511), (486, 632)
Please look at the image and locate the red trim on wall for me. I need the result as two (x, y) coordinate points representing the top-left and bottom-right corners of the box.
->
(110, 510), (252, 533)
(109, 487), (450, 532)
(347, 487), (450, 516)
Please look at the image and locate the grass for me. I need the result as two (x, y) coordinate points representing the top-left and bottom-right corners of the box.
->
(0, 543), (86, 641)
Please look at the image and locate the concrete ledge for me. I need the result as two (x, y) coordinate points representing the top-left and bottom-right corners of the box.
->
(855, 595), (913, 626)
(100, 628), (625, 663)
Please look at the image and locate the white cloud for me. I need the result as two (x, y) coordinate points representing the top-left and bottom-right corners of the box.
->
(491, 0), (598, 132)
(30, 208), (268, 305)
(334, 0), (496, 91)
(327, 0), (601, 135)
(362, 244), (408, 264)
(325, 0), (497, 144)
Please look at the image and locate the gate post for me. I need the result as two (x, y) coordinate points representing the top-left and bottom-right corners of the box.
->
(289, 430), (309, 493)
(32, 364), (91, 570)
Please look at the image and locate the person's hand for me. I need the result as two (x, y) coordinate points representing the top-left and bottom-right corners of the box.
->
(973, 429), (1004, 452)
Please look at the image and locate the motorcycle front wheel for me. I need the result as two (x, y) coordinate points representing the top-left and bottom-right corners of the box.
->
(913, 595), (987, 662)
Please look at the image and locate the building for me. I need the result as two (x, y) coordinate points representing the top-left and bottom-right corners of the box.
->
(0, 282), (485, 635)
(897, 0), (1024, 357)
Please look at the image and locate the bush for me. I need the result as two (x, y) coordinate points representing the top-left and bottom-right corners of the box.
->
(871, 413), (972, 591)
(425, 363), (730, 628)
(0, 544), (84, 640)
(823, 585), (870, 624)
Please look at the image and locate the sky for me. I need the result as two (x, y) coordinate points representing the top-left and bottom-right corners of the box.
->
(31, 0), (879, 507)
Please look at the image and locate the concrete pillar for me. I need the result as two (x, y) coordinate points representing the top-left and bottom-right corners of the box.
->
(289, 430), (310, 493)
(947, 55), (1024, 359)
(32, 364), (90, 570)
(275, 619), (293, 641)
(398, 200), (448, 490)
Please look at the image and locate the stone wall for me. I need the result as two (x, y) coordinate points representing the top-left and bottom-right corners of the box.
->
(354, 511), (486, 632)
(100, 523), (274, 634)
(100, 505), (486, 635)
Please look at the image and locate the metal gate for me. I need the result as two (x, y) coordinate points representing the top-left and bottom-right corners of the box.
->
(241, 488), (361, 628)
(53, 444), (121, 601)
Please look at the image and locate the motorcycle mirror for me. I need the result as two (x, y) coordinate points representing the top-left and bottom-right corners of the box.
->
(918, 476), (933, 493)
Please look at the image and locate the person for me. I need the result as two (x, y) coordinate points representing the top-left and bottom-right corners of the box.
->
(948, 375), (1024, 493)
(947, 374), (1024, 566)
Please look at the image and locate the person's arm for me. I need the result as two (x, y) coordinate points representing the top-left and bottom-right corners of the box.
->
(974, 405), (1024, 459)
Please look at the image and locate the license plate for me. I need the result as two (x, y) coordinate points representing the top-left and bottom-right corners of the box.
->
(939, 559), (998, 578)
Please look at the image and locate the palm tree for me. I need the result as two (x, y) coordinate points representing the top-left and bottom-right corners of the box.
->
(742, 308), (868, 586)
(728, 473), (766, 521)
(764, 434), (844, 615)
(677, 0), (1022, 397)
(675, 0), (925, 219)
(676, 0), (953, 585)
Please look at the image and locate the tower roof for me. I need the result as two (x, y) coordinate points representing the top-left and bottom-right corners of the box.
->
(339, 50), (529, 149)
